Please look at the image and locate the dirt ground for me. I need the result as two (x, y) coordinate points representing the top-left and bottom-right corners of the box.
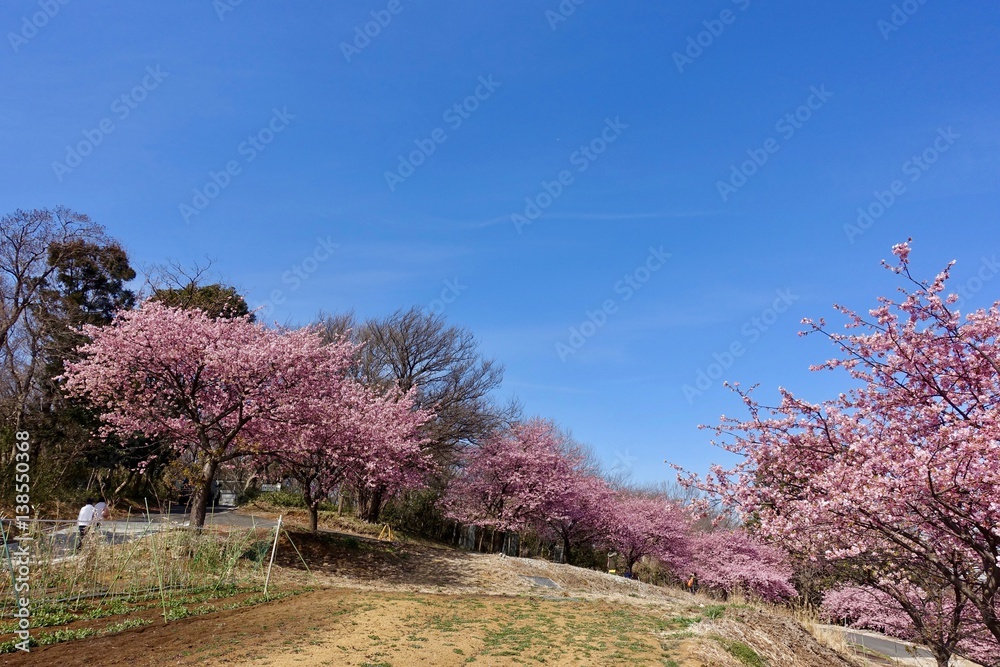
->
(2, 589), (686, 666)
(0, 525), (864, 667)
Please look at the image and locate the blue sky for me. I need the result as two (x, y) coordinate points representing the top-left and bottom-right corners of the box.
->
(3, 0), (999, 483)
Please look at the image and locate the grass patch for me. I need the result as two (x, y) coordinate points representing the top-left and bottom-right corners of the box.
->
(704, 604), (727, 620)
(712, 636), (767, 667)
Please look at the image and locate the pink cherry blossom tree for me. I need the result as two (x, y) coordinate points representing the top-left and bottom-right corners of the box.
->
(680, 242), (1000, 665)
(684, 530), (795, 602)
(539, 469), (613, 564)
(444, 418), (578, 537)
(445, 418), (615, 560)
(62, 301), (356, 527)
(602, 492), (692, 576)
(266, 383), (432, 533)
(345, 388), (434, 510)
(261, 381), (362, 534)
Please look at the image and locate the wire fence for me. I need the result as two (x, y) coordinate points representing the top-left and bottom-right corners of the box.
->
(0, 514), (279, 622)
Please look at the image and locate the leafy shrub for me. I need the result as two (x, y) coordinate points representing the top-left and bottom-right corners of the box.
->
(256, 490), (306, 508)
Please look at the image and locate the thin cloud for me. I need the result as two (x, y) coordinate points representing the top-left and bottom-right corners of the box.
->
(462, 209), (724, 229)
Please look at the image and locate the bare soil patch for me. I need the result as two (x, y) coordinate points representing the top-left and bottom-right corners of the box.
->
(1, 589), (689, 667)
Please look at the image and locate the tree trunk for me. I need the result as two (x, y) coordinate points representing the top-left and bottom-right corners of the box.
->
(357, 487), (385, 523)
(301, 479), (320, 533)
(562, 534), (572, 565)
(309, 503), (319, 533)
(113, 468), (136, 497)
(975, 597), (1000, 647)
(361, 486), (385, 524)
(190, 458), (218, 528)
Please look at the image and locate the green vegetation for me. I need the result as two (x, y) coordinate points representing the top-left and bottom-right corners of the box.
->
(254, 489), (334, 510)
(713, 636), (768, 667)
(704, 604), (727, 620)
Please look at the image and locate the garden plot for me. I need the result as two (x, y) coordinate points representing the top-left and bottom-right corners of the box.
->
(0, 518), (279, 653)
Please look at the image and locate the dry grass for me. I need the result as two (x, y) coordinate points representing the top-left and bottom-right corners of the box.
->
(0, 520), (277, 627)
(763, 602), (872, 666)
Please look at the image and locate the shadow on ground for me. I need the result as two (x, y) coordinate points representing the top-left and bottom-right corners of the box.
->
(275, 528), (475, 590)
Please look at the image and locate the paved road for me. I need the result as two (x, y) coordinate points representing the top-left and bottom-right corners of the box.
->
(842, 629), (934, 660)
(823, 626), (982, 666)
(145, 505), (279, 529)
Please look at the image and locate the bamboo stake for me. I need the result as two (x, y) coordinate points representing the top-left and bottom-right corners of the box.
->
(146, 499), (169, 624)
(263, 515), (282, 599)
(1, 519), (19, 609)
(282, 530), (315, 584)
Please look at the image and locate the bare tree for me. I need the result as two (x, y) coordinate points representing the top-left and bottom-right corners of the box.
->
(362, 307), (509, 451)
(315, 310), (356, 344)
(138, 258), (215, 300)
(0, 208), (104, 352)
(0, 208), (106, 440)
(317, 307), (517, 522)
